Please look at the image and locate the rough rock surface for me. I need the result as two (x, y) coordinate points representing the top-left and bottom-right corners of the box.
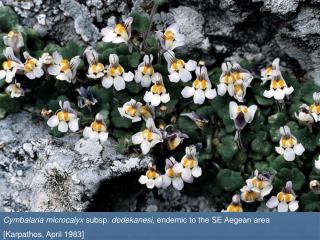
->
(0, 112), (152, 211)
(0, 112), (215, 212)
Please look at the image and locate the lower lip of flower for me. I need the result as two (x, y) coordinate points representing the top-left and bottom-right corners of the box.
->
(146, 169), (159, 179)
(193, 79), (207, 90)
(60, 59), (71, 73)
(143, 129), (154, 141)
(277, 192), (294, 202)
(151, 84), (165, 94)
(57, 111), (70, 122)
(91, 121), (106, 132)
(24, 59), (37, 72)
(271, 79), (286, 89)
(124, 105), (138, 117)
(2, 60), (13, 70)
(280, 137), (296, 148)
(90, 63), (104, 74)
(182, 157), (196, 168)
(171, 59), (185, 71)
(142, 66), (154, 75)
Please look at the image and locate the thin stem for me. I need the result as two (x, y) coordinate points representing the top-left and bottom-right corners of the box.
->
(141, 3), (158, 51)
(235, 130), (246, 152)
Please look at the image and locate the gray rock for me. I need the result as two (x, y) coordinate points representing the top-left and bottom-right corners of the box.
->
(253, 0), (300, 15)
(0, 112), (152, 212)
(59, 0), (100, 43)
(275, 6), (320, 83)
(170, 6), (210, 53)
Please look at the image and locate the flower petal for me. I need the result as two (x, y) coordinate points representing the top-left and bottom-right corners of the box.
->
(185, 60), (197, 71)
(289, 200), (299, 212)
(179, 68), (192, 82)
(139, 175), (148, 184)
(102, 76), (114, 88)
(217, 83), (227, 96)
(114, 76), (126, 91)
(293, 143), (305, 156)
(284, 148), (295, 161)
(266, 196), (279, 209)
(132, 132), (143, 144)
(172, 177), (184, 190)
(205, 88), (217, 99)
(68, 118), (79, 132)
(123, 71), (134, 82)
(168, 72), (180, 83)
(278, 201), (289, 212)
(141, 140), (151, 155)
(47, 65), (60, 75)
(99, 132), (109, 142)
(191, 166), (202, 178)
(193, 89), (205, 104)
(58, 121), (68, 133)
(162, 174), (172, 189)
(47, 115), (59, 128)
(181, 86), (195, 98)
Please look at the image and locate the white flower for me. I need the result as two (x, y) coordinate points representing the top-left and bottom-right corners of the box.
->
(101, 17), (133, 44)
(143, 73), (170, 106)
(39, 52), (53, 65)
(102, 54), (134, 91)
(163, 127), (189, 151)
(181, 63), (217, 105)
(295, 104), (314, 124)
(307, 92), (320, 122)
(275, 125), (305, 161)
(3, 31), (24, 53)
(22, 52), (44, 79)
(76, 86), (98, 109)
(177, 145), (202, 183)
(135, 55), (156, 88)
(0, 47), (23, 83)
(162, 157), (184, 190)
(266, 181), (299, 212)
(132, 118), (163, 155)
(47, 100), (79, 133)
(47, 51), (80, 83)
(83, 113), (109, 142)
(222, 195), (243, 212)
(229, 101), (257, 131)
(261, 58), (280, 84)
(164, 50), (196, 83)
(156, 23), (185, 50)
(217, 62), (253, 102)
(241, 170), (273, 203)
(5, 83), (24, 98)
(240, 184), (261, 203)
(314, 156), (320, 170)
(118, 98), (143, 122)
(84, 47), (105, 79)
(139, 164), (163, 189)
(138, 103), (155, 121)
(262, 59), (294, 100)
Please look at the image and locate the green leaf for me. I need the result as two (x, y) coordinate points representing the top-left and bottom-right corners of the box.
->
(0, 7), (19, 32)
(128, 52), (141, 68)
(0, 93), (21, 113)
(216, 169), (244, 192)
(130, 12), (150, 32)
(217, 135), (238, 162)
(268, 112), (287, 127)
(295, 127), (317, 152)
(254, 94), (273, 106)
(273, 168), (305, 192)
(61, 41), (84, 59)
(300, 192), (320, 211)
(110, 107), (132, 129)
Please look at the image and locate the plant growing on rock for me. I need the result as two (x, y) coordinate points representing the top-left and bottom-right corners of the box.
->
(0, 2), (319, 212)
